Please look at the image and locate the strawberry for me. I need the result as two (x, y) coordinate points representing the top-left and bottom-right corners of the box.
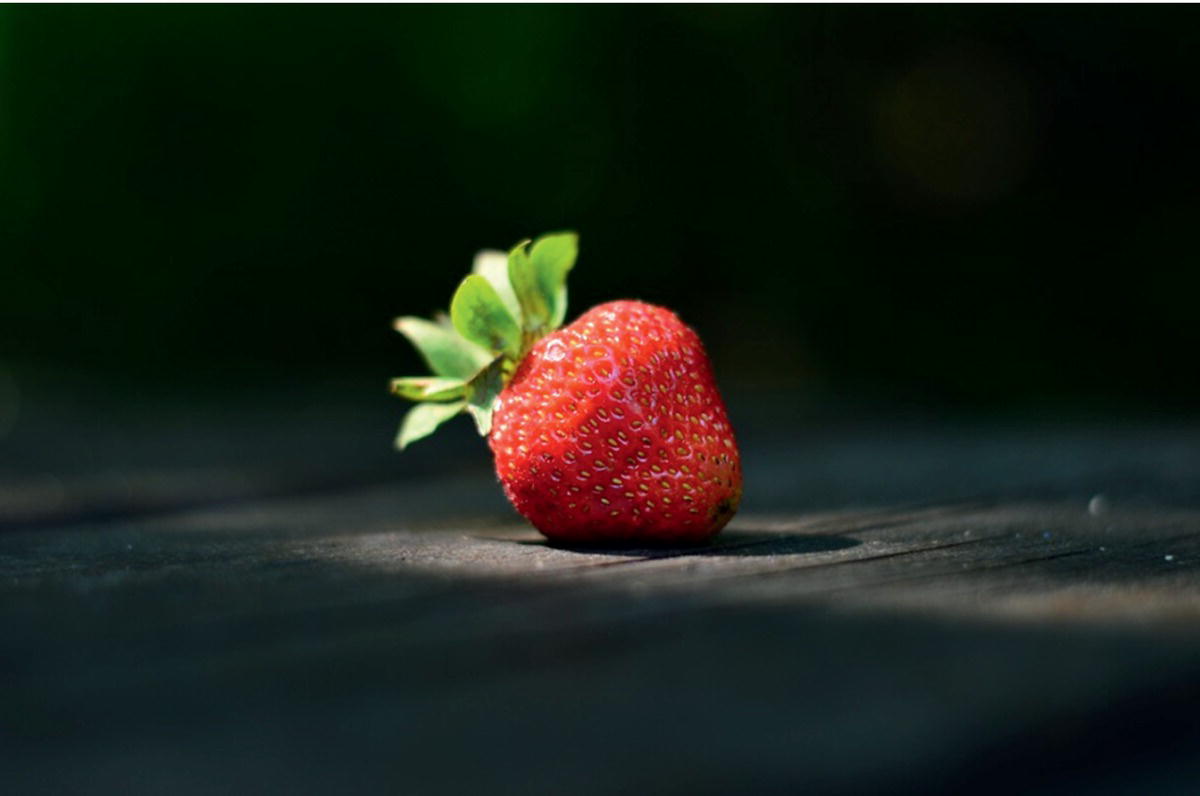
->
(391, 232), (741, 544)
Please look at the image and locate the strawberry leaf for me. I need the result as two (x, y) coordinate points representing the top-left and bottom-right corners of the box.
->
(395, 400), (466, 450)
(394, 316), (493, 380)
(472, 249), (523, 326)
(391, 231), (580, 451)
(506, 239), (545, 332)
(529, 231), (578, 328)
(450, 274), (523, 359)
(465, 356), (506, 436)
(389, 376), (468, 402)
(508, 232), (577, 334)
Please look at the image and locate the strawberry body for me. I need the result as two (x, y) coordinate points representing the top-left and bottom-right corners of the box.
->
(489, 300), (741, 544)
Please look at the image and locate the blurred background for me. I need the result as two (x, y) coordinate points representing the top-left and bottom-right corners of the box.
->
(2, 5), (1198, 433)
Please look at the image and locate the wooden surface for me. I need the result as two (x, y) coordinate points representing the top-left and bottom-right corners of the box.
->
(3, 399), (1200, 794)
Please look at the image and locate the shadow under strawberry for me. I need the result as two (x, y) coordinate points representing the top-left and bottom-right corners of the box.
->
(517, 530), (860, 558)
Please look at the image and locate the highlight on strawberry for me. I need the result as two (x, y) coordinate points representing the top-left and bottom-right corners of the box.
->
(391, 232), (742, 545)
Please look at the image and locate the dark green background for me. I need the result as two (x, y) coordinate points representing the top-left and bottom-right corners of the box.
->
(2, 6), (1197, 413)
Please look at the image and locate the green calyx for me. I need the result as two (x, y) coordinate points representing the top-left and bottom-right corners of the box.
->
(390, 231), (579, 450)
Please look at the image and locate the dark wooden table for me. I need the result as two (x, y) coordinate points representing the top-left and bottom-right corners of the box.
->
(3, 394), (1199, 794)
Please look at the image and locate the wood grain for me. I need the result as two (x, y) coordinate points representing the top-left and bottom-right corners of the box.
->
(3, 415), (1200, 795)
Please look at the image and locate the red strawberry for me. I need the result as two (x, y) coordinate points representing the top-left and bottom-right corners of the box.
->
(490, 301), (740, 543)
(390, 233), (741, 545)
